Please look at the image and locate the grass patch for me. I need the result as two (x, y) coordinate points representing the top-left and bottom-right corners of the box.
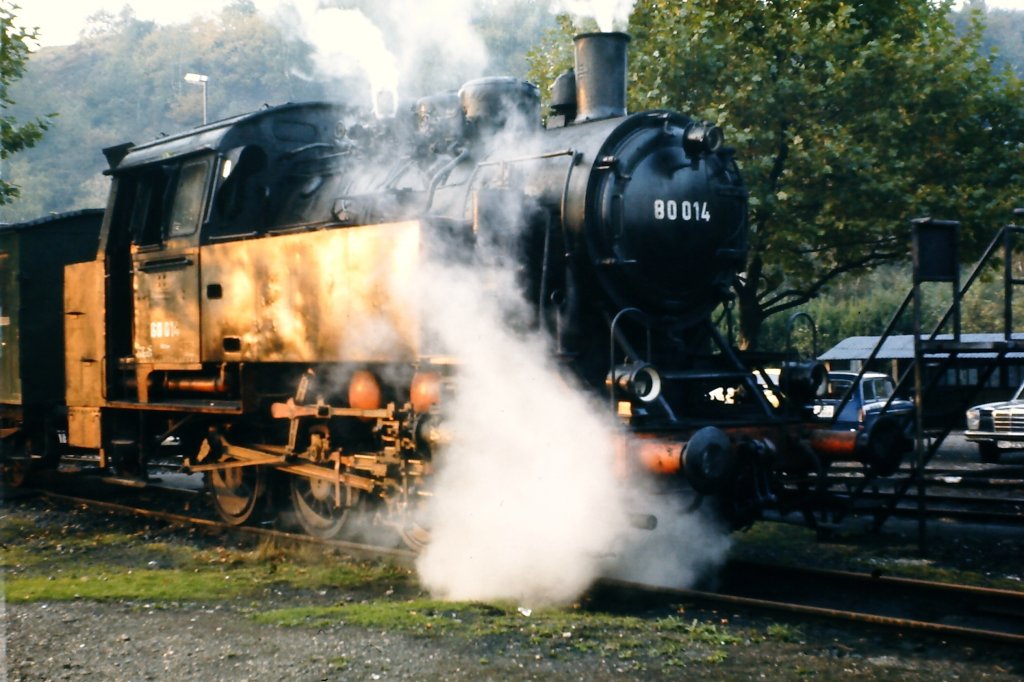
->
(1, 508), (412, 603)
(6, 552), (411, 604)
(730, 521), (1024, 591)
(764, 622), (804, 643)
(254, 600), (744, 669)
(7, 567), (259, 602)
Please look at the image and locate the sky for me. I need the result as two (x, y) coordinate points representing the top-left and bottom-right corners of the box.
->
(14, 0), (1024, 48)
(17, 0), (282, 47)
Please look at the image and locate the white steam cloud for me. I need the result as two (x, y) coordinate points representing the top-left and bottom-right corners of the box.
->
(553, 0), (637, 32)
(412, 253), (732, 606)
(282, 2), (398, 116)
(407, 121), (729, 605)
(413, 259), (631, 607)
(274, 0), (488, 114)
(276, 0), (729, 607)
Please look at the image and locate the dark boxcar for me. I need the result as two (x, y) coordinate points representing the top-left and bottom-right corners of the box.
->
(0, 210), (103, 462)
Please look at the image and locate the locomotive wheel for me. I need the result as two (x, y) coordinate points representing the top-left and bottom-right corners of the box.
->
(290, 474), (361, 539)
(205, 466), (267, 526)
(398, 521), (430, 552)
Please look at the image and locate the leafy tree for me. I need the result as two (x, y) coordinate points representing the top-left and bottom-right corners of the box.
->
(530, 1), (1024, 349)
(0, 3), (54, 206)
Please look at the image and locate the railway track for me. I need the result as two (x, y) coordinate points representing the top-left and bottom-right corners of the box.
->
(35, 487), (417, 566)
(598, 560), (1024, 647)
(26, 482), (1024, 647)
(781, 459), (1024, 526)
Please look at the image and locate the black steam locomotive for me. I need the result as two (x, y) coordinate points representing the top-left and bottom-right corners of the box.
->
(0, 33), (898, 542)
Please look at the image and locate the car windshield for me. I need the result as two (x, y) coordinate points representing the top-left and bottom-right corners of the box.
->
(862, 377), (894, 401)
(824, 376), (896, 401)
(826, 379), (853, 399)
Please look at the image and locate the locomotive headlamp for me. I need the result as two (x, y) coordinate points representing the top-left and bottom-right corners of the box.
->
(683, 122), (723, 156)
(608, 362), (662, 403)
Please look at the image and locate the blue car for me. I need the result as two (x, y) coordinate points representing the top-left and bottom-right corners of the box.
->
(810, 371), (915, 475)
(813, 371), (913, 428)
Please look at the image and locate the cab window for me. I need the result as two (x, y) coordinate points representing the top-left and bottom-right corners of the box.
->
(127, 168), (170, 247)
(168, 158), (211, 238)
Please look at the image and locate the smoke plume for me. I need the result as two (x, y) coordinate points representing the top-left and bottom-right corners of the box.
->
(273, 0), (729, 607)
(273, 0), (488, 112)
(412, 253), (731, 605)
(413, 257), (631, 606)
(553, 0), (637, 32)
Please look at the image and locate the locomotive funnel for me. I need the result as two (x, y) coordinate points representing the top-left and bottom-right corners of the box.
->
(573, 32), (629, 122)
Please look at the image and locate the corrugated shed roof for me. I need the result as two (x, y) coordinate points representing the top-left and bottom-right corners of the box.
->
(819, 333), (1024, 361)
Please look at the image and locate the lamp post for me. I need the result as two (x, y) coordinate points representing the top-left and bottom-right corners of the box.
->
(184, 72), (208, 125)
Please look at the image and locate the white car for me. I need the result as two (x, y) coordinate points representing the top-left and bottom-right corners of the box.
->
(965, 378), (1024, 463)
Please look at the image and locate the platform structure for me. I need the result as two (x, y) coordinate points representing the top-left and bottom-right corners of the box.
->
(806, 209), (1024, 546)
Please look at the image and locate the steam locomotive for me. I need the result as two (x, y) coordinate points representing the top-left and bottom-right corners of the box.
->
(0, 33), (903, 543)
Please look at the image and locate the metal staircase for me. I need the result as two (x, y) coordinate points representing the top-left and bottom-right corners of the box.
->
(812, 209), (1024, 542)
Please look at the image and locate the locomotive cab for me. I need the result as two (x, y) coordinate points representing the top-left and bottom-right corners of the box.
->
(99, 104), (352, 403)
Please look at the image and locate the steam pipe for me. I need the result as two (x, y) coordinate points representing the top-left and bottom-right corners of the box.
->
(538, 215), (552, 334)
(154, 364), (231, 395)
(425, 148), (470, 211)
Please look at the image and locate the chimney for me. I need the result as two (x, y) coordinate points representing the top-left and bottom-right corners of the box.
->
(573, 32), (630, 123)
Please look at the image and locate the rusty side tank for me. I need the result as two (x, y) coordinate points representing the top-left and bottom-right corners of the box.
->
(199, 220), (422, 364)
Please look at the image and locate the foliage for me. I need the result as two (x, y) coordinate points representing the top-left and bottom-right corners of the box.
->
(530, 1), (1024, 349)
(0, 2), (54, 206)
(758, 250), (1024, 356)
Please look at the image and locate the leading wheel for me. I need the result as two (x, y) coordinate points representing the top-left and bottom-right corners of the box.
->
(290, 474), (361, 539)
(205, 466), (267, 525)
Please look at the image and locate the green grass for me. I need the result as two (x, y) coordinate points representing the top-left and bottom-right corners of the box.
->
(1, 510), (412, 603)
(730, 521), (1024, 591)
(764, 622), (804, 643)
(253, 599), (746, 668)
(7, 567), (258, 602)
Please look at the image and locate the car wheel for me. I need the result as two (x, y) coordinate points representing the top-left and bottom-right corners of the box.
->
(978, 441), (1001, 464)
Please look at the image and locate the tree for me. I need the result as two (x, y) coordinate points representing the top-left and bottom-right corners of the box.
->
(1, 3), (54, 206)
(530, 1), (1024, 349)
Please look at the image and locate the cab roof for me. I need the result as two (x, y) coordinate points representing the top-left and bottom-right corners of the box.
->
(103, 101), (349, 174)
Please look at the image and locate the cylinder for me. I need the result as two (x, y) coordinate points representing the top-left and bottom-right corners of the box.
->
(573, 32), (630, 122)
